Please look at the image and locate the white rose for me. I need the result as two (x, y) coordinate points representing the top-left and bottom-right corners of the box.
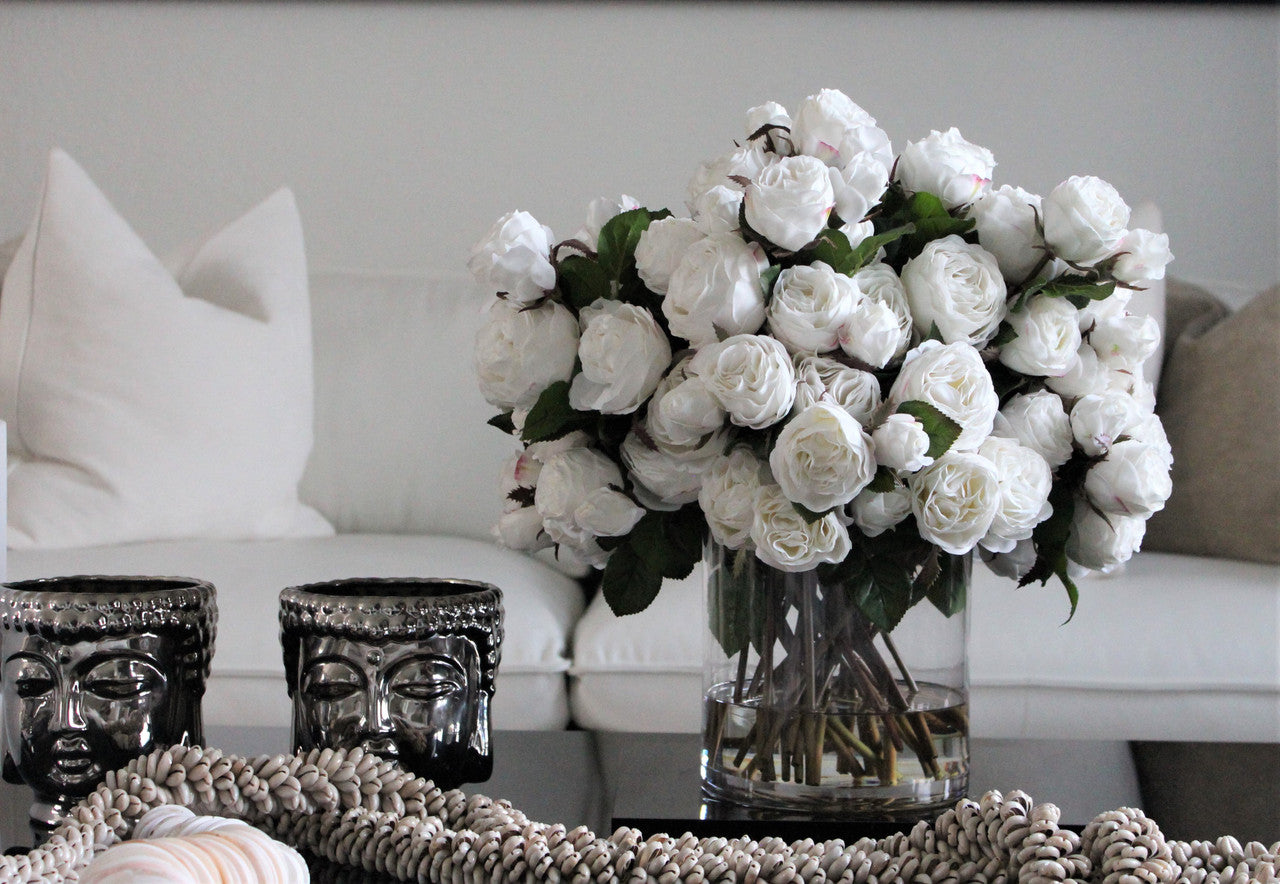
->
(686, 144), (771, 213)
(767, 261), (857, 354)
(792, 355), (881, 425)
(1042, 176), (1130, 265)
(901, 235), (1007, 346)
(744, 154), (835, 252)
(1067, 504), (1146, 571)
(646, 358), (726, 449)
(1084, 439), (1173, 518)
(467, 210), (558, 304)
(828, 152), (890, 224)
(1137, 412), (1174, 469)
(635, 217), (703, 294)
(998, 391), (1074, 468)
(1069, 391), (1147, 457)
(665, 233), (769, 346)
(887, 340), (999, 451)
(908, 451), (1001, 555)
(1076, 287), (1132, 333)
(570, 300), (672, 415)
(574, 194), (641, 248)
(746, 101), (793, 154)
(622, 426), (727, 510)
(692, 185), (743, 235)
(998, 295), (1083, 377)
(1044, 343), (1112, 401)
(535, 448), (644, 551)
(839, 293), (908, 370)
(1096, 368), (1155, 409)
(525, 430), (591, 465)
(791, 89), (893, 171)
(751, 483), (852, 572)
(969, 185), (1045, 283)
(872, 413), (934, 473)
(1089, 313), (1161, 371)
(897, 128), (996, 209)
(770, 402), (876, 513)
(699, 446), (768, 550)
(693, 334), (796, 430)
(1112, 228), (1173, 283)
(979, 539), (1037, 581)
(849, 485), (913, 537)
(493, 507), (550, 552)
(840, 263), (913, 367)
(977, 436), (1053, 554)
(474, 299), (579, 410)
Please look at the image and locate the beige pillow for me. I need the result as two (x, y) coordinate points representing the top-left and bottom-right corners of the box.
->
(1145, 282), (1280, 563)
(1, 148), (333, 548)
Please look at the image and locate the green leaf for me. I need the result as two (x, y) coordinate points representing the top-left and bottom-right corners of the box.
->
(927, 553), (968, 617)
(896, 400), (962, 459)
(707, 550), (759, 658)
(596, 208), (654, 283)
(601, 543), (663, 616)
(1035, 275), (1116, 309)
(989, 322), (1018, 348)
(520, 380), (592, 443)
(486, 412), (516, 435)
(868, 466), (898, 494)
(906, 191), (950, 220)
(792, 502), (834, 524)
(850, 558), (914, 633)
(557, 254), (610, 311)
(806, 228), (857, 274)
(760, 264), (783, 296)
(627, 506), (704, 579)
(847, 223), (916, 272)
(1020, 481), (1080, 622)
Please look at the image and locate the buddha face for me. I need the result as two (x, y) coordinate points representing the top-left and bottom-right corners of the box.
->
(1, 632), (182, 803)
(292, 632), (489, 787)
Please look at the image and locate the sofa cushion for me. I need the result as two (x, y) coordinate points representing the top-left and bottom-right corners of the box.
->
(0, 148), (331, 549)
(570, 552), (1280, 741)
(7, 534), (585, 730)
(300, 271), (517, 542)
(1145, 283), (1280, 564)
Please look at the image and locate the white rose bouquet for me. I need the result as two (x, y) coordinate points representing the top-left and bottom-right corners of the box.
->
(470, 87), (1173, 633)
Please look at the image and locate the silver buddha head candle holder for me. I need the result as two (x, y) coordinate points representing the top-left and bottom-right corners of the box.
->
(279, 578), (503, 790)
(0, 576), (217, 841)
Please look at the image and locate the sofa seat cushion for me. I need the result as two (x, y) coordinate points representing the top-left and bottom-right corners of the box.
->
(570, 552), (1279, 741)
(7, 534), (584, 730)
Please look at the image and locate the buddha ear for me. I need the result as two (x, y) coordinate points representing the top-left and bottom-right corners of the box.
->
(3, 751), (21, 785)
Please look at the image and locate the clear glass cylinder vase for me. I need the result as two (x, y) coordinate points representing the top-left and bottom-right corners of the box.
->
(701, 541), (970, 819)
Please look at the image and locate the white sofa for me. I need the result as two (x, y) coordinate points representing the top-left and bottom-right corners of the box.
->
(7, 267), (1277, 743)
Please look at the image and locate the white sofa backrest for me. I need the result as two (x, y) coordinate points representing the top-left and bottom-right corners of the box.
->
(300, 270), (514, 540)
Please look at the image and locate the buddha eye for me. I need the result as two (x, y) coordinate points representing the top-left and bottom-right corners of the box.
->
(392, 678), (464, 703)
(387, 657), (466, 703)
(84, 657), (163, 700)
(302, 659), (364, 702)
(5, 659), (56, 699)
(15, 674), (56, 699)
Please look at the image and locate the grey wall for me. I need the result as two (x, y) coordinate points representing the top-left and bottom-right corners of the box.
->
(1, 2), (1276, 296)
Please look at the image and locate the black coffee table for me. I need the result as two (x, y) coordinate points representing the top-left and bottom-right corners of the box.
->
(3, 728), (1275, 878)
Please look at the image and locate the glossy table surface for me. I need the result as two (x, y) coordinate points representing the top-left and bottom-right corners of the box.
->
(3, 728), (1276, 880)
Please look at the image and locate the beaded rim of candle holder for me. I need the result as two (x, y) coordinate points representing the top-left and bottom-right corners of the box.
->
(279, 578), (503, 693)
(0, 576), (217, 681)
(2, 742), (1277, 884)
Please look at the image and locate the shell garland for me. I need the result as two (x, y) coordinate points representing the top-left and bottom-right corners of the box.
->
(1, 743), (1275, 884)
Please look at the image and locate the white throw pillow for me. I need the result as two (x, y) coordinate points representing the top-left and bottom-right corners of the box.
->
(0, 148), (333, 548)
